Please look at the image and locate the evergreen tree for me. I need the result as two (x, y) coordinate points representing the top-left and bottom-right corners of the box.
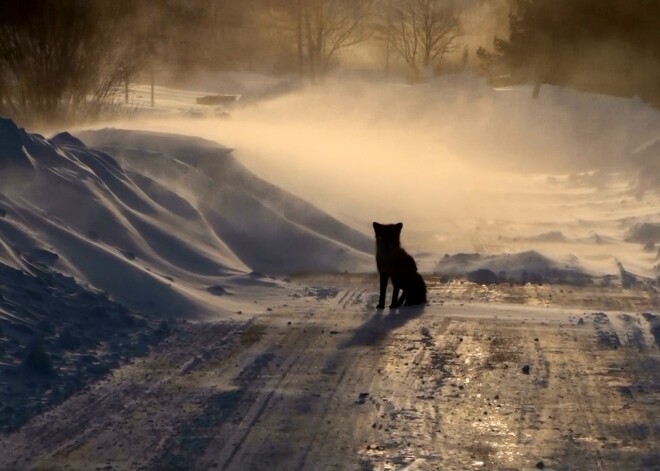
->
(478, 0), (660, 103)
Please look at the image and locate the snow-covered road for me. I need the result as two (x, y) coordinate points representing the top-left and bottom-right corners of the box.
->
(2, 277), (658, 470)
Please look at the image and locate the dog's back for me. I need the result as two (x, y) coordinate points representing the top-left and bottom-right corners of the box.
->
(396, 250), (426, 305)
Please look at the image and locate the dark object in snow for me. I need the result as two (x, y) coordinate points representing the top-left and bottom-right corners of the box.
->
(0, 208), (6, 218)
(195, 95), (239, 106)
(356, 392), (369, 404)
(467, 269), (499, 285)
(522, 364), (530, 375)
(536, 461), (545, 469)
(23, 340), (53, 375)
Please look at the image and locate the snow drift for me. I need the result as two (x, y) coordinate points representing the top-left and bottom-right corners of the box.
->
(0, 117), (373, 320)
(76, 128), (373, 275)
(436, 250), (591, 285)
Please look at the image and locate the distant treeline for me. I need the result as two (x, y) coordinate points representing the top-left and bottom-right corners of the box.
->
(1, 0), (659, 125)
(478, 0), (660, 104)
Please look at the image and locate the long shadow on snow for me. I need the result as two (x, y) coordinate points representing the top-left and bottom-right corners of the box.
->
(340, 305), (426, 349)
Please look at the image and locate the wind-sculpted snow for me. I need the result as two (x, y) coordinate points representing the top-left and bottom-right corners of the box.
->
(0, 120), (373, 320)
(77, 128), (374, 274)
(0, 120), (247, 318)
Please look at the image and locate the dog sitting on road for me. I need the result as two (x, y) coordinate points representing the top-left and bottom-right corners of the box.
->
(373, 222), (426, 309)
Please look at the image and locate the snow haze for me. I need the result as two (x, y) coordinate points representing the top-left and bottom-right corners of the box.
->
(86, 74), (660, 279)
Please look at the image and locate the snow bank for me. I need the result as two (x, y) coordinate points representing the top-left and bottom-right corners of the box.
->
(436, 250), (592, 285)
(1, 120), (374, 318)
(0, 261), (169, 432)
(76, 128), (373, 274)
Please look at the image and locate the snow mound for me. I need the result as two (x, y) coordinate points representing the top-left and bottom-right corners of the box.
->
(76, 128), (373, 274)
(0, 121), (231, 316)
(436, 250), (591, 285)
(0, 120), (372, 320)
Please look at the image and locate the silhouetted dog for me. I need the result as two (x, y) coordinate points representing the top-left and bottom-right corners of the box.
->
(373, 222), (426, 308)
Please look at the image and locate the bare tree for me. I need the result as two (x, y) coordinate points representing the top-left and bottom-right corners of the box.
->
(388, 0), (460, 77)
(268, 0), (374, 80)
(0, 0), (142, 126)
(265, 0), (307, 76)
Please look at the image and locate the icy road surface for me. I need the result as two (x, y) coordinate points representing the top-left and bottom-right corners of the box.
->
(1, 276), (659, 470)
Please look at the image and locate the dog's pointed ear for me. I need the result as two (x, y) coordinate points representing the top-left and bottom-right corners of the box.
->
(395, 222), (403, 232)
(373, 222), (382, 233)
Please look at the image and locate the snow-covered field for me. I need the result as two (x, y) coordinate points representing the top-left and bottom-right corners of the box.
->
(1, 74), (659, 469)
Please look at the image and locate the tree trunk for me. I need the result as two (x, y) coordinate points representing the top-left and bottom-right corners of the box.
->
(296, 0), (304, 77)
(385, 7), (392, 77)
(150, 69), (155, 108)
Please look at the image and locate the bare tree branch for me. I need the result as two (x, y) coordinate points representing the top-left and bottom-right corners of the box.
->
(385, 0), (460, 77)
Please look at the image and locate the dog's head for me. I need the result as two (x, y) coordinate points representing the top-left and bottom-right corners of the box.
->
(373, 222), (403, 249)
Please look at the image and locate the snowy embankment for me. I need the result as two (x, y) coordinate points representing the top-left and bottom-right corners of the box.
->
(0, 116), (372, 431)
(0, 117), (372, 307)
